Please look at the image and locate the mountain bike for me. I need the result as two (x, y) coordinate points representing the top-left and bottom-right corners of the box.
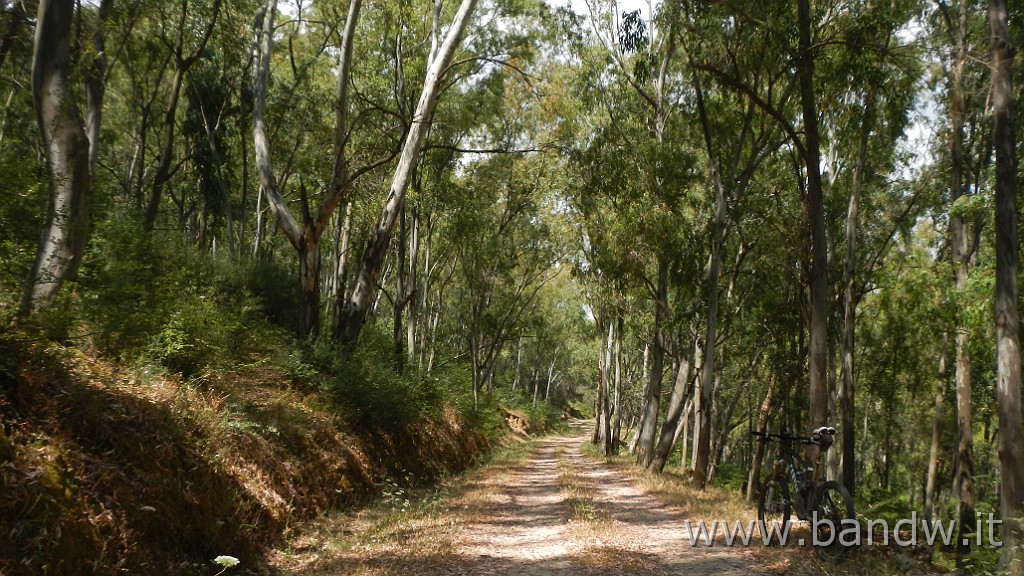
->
(752, 426), (855, 560)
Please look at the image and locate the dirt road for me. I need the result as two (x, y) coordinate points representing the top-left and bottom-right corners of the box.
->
(270, 428), (766, 575)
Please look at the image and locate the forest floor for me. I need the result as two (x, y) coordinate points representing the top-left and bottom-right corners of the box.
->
(267, 423), (769, 576)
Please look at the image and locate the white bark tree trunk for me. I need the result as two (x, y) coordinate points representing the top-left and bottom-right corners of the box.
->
(336, 0), (478, 345)
(22, 0), (92, 315)
(253, 0), (363, 337)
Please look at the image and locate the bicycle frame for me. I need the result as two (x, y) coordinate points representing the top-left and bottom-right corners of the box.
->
(769, 435), (815, 520)
(753, 425), (854, 560)
(755, 427), (834, 522)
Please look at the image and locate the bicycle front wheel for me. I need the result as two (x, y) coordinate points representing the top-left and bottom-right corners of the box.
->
(758, 473), (791, 545)
(810, 480), (856, 560)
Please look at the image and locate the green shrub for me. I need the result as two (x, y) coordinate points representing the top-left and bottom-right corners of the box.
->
(240, 260), (299, 334)
(317, 326), (449, 430)
(80, 208), (171, 353)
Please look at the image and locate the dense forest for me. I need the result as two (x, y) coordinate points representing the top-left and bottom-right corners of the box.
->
(1, 0), (1023, 573)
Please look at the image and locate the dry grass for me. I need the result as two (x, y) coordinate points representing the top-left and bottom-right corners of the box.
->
(0, 335), (490, 575)
(573, 545), (661, 574)
(557, 448), (606, 527)
(268, 438), (539, 576)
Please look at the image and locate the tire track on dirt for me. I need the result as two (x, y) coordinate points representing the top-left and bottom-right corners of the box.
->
(453, 428), (765, 575)
(269, 426), (767, 575)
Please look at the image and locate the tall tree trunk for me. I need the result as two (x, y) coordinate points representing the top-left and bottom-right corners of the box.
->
(144, 65), (186, 231)
(679, 399), (691, 470)
(708, 377), (742, 484)
(797, 0), (829, 463)
(611, 313), (624, 452)
(636, 257), (668, 467)
(299, 236), (321, 336)
(949, 2), (976, 563)
(407, 207), (419, 365)
(990, 0), (1024, 570)
(690, 342), (704, 472)
(417, 219), (434, 369)
(84, 0), (112, 174)
(336, 0), (478, 346)
(238, 97), (250, 257)
(691, 62), (728, 489)
(835, 88), (876, 494)
(593, 318), (608, 445)
(511, 333), (522, 399)
(628, 344), (650, 455)
(546, 359), (556, 402)
(839, 91), (874, 499)
(925, 341), (947, 523)
(426, 292), (441, 373)
(602, 321), (613, 453)
(394, 205), (406, 372)
(471, 337), (481, 410)
(21, 0), (92, 315)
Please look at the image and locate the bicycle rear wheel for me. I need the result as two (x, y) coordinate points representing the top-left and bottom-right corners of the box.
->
(758, 473), (791, 545)
(810, 480), (855, 560)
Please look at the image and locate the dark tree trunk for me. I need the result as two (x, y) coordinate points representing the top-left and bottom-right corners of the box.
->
(796, 0), (830, 462)
(990, 0), (1024, 570)
(747, 374), (778, 501)
(636, 257), (668, 468)
(144, 66), (186, 231)
(299, 236), (321, 338)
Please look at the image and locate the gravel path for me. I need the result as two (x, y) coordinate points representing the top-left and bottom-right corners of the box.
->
(453, 431), (764, 576)
(270, 426), (767, 575)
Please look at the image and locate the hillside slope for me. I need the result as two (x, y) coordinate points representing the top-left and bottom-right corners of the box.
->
(0, 332), (491, 575)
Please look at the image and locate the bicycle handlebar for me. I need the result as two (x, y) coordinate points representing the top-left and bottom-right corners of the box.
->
(751, 426), (836, 446)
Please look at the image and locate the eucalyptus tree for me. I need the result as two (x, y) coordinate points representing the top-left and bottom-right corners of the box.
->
(668, 1), (792, 484)
(569, 164), (642, 454)
(690, 1), (829, 443)
(21, 0), (114, 314)
(253, 0), (407, 337)
(333, 0), (481, 345)
(928, 0), (992, 562)
(448, 153), (564, 408)
(388, 0), (566, 369)
(141, 0), (223, 231)
(575, 0), (699, 468)
(570, 97), (697, 458)
(988, 0), (1024, 569)
(812, 0), (922, 498)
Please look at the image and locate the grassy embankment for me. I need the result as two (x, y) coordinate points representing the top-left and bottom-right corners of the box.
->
(0, 233), (560, 575)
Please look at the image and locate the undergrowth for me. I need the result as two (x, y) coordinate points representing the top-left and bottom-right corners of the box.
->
(0, 221), (524, 575)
